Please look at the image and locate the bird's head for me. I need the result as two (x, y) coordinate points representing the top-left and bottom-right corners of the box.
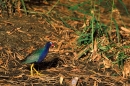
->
(46, 42), (54, 48)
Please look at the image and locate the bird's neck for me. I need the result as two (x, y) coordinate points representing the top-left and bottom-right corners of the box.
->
(44, 45), (50, 50)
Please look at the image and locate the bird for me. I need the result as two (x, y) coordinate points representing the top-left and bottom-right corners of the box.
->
(22, 42), (53, 76)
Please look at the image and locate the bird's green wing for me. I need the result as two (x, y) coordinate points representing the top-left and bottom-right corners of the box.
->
(22, 48), (43, 64)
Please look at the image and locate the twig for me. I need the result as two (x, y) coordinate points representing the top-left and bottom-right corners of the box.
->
(46, 0), (60, 15)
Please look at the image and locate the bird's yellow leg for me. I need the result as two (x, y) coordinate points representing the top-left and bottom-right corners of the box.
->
(30, 63), (43, 76)
(30, 63), (34, 76)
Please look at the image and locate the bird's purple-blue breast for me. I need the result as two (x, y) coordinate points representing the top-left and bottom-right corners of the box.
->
(37, 42), (52, 62)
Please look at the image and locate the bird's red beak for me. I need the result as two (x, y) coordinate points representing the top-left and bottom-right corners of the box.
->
(51, 43), (55, 48)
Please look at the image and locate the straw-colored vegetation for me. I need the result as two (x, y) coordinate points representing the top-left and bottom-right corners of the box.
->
(0, 0), (130, 85)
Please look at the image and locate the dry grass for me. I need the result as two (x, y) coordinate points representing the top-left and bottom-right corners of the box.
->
(0, 0), (130, 86)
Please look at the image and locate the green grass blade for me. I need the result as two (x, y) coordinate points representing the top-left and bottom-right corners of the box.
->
(118, 0), (129, 16)
(112, 18), (120, 43)
(20, 0), (27, 15)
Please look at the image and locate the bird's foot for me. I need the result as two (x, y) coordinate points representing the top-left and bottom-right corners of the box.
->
(33, 67), (44, 76)
(30, 63), (44, 76)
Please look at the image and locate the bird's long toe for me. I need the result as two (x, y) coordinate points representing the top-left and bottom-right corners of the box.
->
(30, 63), (43, 76)
(33, 67), (43, 76)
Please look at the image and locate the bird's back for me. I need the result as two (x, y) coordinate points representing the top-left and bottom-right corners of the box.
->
(22, 48), (43, 64)
(22, 42), (52, 64)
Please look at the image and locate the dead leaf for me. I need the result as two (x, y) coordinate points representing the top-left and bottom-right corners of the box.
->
(123, 58), (130, 78)
(71, 77), (79, 86)
(60, 75), (64, 85)
(91, 40), (101, 61)
(120, 27), (130, 33)
(0, 46), (3, 50)
(103, 59), (112, 69)
(0, 58), (3, 65)
(102, 54), (112, 68)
